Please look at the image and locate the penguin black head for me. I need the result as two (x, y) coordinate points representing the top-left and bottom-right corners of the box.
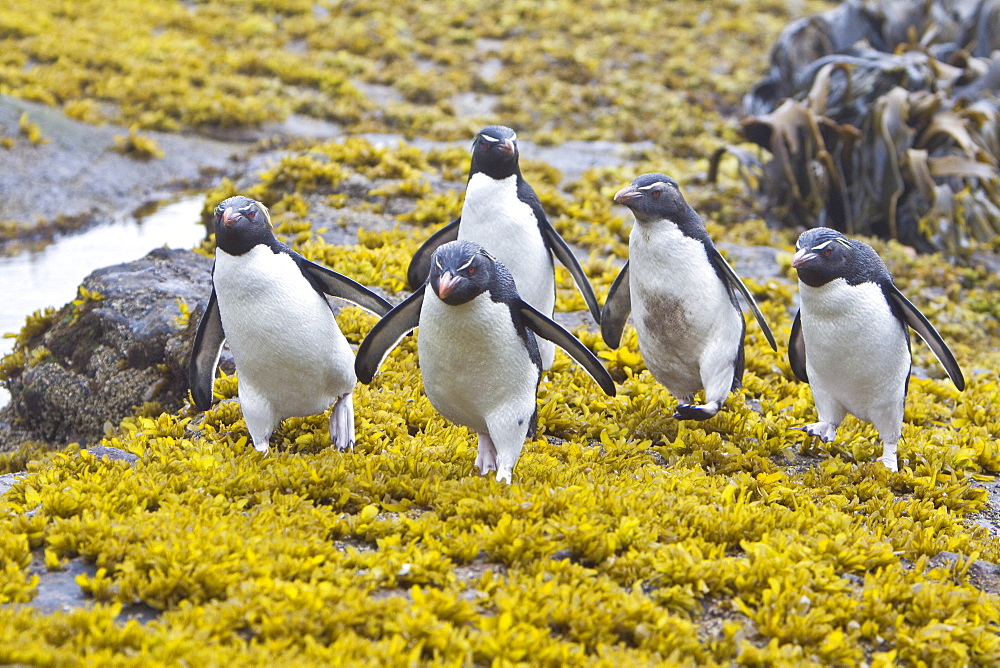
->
(614, 173), (698, 228)
(469, 125), (519, 181)
(428, 240), (497, 306)
(791, 227), (887, 288)
(214, 196), (275, 256)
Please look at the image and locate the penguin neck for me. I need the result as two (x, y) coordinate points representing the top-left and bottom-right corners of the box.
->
(469, 155), (520, 182)
(216, 228), (281, 257)
(631, 217), (688, 252)
(799, 278), (864, 316)
(463, 172), (523, 218)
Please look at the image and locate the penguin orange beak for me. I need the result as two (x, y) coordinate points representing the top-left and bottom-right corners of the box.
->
(791, 248), (817, 268)
(500, 138), (515, 155)
(436, 271), (461, 299)
(221, 207), (240, 227)
(614, 186), (640, 204)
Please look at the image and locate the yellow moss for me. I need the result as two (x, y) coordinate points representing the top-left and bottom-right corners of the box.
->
(17, 112), (47, 145)
(110, 126), (164, 159)
(2, 12), (999, 660)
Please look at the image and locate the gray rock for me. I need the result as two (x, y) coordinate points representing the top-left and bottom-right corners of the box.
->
(85, 446), (138, 465)
(21, 552), (161, 624)
(27, 556), (97, 615)
(0, 472), (23, 497)
(927, 550), (1000, 595)
(716, 242), (785, 284)
(2, 248), (213, 445)
(0, 95), (245, 229)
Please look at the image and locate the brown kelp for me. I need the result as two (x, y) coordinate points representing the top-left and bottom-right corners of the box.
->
(715, 0), (1000, 252)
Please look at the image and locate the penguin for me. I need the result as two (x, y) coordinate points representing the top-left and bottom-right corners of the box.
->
(357, 239), (616, 484)
(789, 227), (965, 471)
(601, 173), (777, 420)
(406, 125), (602, 370)
(188, 195), (392, 453)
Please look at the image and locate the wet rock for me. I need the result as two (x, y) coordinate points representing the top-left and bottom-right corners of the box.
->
(2, 248), (212, 445)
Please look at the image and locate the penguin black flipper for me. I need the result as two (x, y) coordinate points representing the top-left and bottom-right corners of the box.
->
(705, 247), (777, 351)
(517, 301), (617, 396)
(518, 182), (602, 324)
(884, 284), (965, 391)
(355, 286), (426, 384)
(537, 218), (602, 324)
(188, 288), (226, 410)
(406, 218), (461, 289)
(292, 253), (393, 316)
(788, 310), (809, 383)
(600, 261), (631, 349)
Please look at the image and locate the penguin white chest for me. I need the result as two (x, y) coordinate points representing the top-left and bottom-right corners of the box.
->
(213, 247), (355, 415)
(628, 223), (741, 391)
(418, 290), (539, 434)
(799, 280), (910, 417)
(458, 173), (554, 313)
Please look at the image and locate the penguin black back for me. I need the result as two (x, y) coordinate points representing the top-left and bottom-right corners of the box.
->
(469, 125), (519, 181)
(214, 195), (278, 257)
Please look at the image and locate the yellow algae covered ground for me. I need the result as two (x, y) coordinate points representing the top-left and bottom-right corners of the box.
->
(0, 134), (998, 665)
(1, 0), (1000, 665)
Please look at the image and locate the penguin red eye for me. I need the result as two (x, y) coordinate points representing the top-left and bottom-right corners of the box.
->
(467, 267), (476, 276)
(246, 210), (256, 219)
(823, 247), (832, 256)
(651, 190), (661, 199)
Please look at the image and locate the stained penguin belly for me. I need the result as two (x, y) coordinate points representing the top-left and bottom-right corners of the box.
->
(418, 292), (538, 434)
(214, 248), (355, 417)
(800, 280), (910, 421)
(629, 228), (740, 396)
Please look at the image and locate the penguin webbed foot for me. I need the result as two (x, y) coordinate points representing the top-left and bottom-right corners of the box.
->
(876, 440), (898, 472)
(330, 393), (356, 451)
(475, 433), (498, 476)
(673, 402), (720, 421)
(797, 421), (837, 443)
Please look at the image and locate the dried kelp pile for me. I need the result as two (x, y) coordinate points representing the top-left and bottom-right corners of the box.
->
(2, 138), (999, 664)
(724, 0), (1000, 252)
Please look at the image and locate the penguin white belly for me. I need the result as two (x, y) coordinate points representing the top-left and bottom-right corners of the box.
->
(418, 290), (539, 434)
(628, 225), (741, 397)
(799, 280), (910, 422)
(459, 173), (556, 366)
(214, 247), (356, 419)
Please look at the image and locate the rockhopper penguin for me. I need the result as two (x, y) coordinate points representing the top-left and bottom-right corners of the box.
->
(601, 173), (777, 420)
(188, 195), (392, 453)
(359, 240), (616, 484)
(406, 125), (602, 370)
(789, 227), (965, 471)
